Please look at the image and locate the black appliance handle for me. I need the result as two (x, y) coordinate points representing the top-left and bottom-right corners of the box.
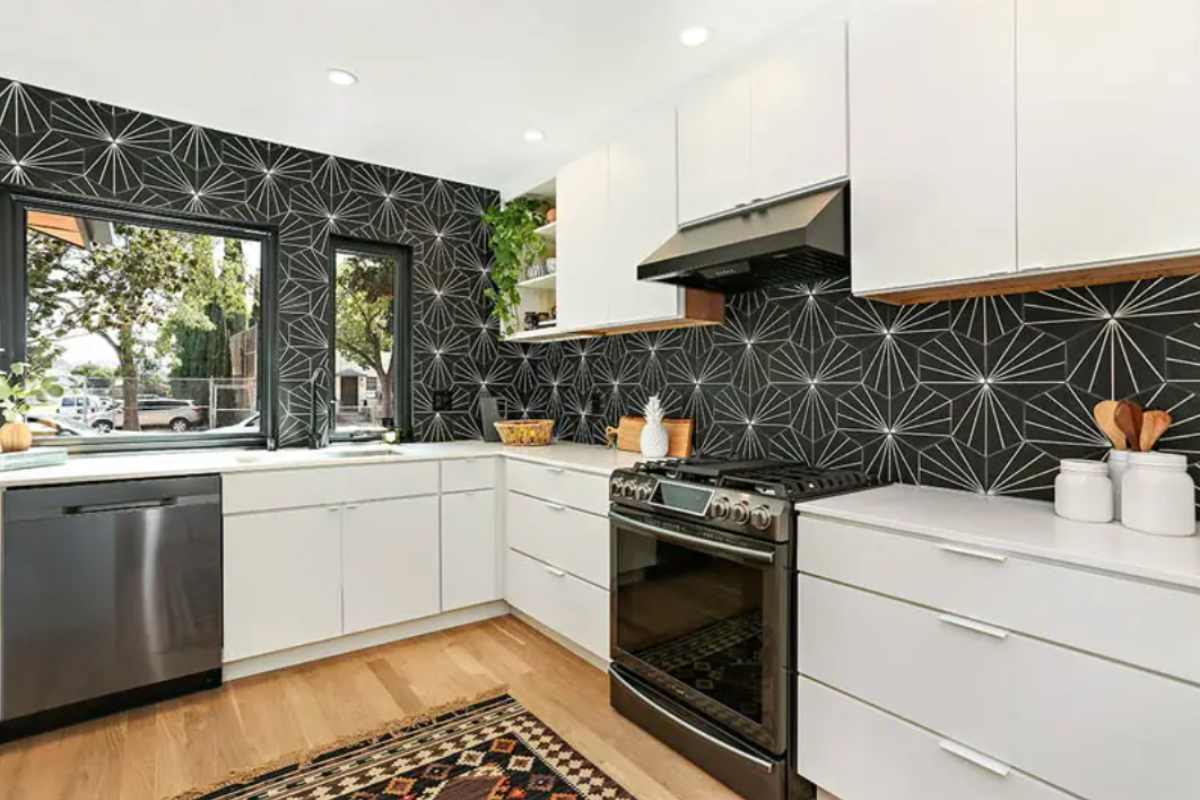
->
(610, 669), (776, 773)
(610, 511), (775, 565)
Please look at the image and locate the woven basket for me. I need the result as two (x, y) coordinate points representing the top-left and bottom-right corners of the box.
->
(494, 419), (555, 447)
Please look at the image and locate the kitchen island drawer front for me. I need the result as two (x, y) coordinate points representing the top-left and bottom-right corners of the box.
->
(506, 459), (609, 515)
(797, 515), (1200, 684)
(798, 678), (1072, 800)
(340, 462), (439, 503)
(800, 576), (1200, 800)
(506, 491), (610, 588)
(506, 549), (609, 660)
(442, 458), (497, 493)
(224, 467), (347, 514)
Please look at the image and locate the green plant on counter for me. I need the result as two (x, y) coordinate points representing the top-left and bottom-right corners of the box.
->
(482, 197), (547, 336)
(0, 362), (65, 423)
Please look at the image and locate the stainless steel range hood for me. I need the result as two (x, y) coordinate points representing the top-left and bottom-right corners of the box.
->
(637, 185), (848, 294)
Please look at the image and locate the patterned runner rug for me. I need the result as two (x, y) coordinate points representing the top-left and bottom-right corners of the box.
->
(171, 690), (636, 800)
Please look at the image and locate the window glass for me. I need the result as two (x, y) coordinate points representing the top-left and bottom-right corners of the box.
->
(333, 249), (397, 435)
(23, 211), (263, 440)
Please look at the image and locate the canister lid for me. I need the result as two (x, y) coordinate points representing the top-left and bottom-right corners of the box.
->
(1128, 451), (1189, 470)
(1108, 449), (1130, 463)
(1059, 458), (1109, 475)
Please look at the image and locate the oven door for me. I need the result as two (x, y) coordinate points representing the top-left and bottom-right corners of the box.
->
(610, 507), (788, 755)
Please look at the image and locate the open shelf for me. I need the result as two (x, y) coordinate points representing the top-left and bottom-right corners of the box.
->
(517, 272), (557, 291)
(503, 327), (559, 342)
(534, 220), (557, 240)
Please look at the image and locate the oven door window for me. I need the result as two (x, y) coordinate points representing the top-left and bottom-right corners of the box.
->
(614, 521), (769, 727)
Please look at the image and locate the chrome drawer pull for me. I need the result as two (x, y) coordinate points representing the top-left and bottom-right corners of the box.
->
(545, 503), (567, 512)
(938, 614), (1010, 640)
(938, 544), (1007, 563)
(938, 739), (1011, 778)
(544, 566), (567, 578)
(547, 467), (565, 474)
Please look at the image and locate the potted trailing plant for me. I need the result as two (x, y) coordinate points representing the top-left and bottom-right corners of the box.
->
(0, 362), (64, 452)
(482, 197), (547, 337)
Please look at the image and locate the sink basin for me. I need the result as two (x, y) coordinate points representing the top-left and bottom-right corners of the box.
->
(318, 446), (402, 460)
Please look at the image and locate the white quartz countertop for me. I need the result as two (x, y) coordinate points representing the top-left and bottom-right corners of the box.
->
(798, 483), (1200, 590)
(0, 441), (641, 489)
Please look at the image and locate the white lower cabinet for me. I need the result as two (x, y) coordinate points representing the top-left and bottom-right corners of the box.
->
(506, 549), (609, 660)
(506, 491), (609, 588)
(224, 506), (343, 661)
(441, 490), (499, 611)
(798, 678), (1071, 800)
(343, 496), (441, 634)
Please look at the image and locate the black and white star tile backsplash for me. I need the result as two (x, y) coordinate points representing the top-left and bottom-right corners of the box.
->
(521, 277), (1200, 506)
(0, 77), (501, 446)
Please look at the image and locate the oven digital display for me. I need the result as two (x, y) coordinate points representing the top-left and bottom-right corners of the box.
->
(655, 481), (713, 515)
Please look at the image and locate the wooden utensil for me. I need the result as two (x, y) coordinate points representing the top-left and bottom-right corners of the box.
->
(1125, 401), (1144, 449)
(605, 416), (694, 458)
(1093, 400), (1126, 450)
(1140, 410), (1172, 452)
(1114, 401), (1142, 452)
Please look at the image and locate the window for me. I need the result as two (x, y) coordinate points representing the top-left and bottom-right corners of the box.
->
(329, 238), (411, 439)
(1, 194), (275, 449)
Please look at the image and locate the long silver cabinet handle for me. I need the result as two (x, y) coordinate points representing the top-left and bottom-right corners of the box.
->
(938, 739), (1011, 778)
(937, 544), (1007, 564)
(544, 566), (567, 578)
(610, 511), (774, 564)
(545, 502), (567, 512)
(610, 669), (775, 773)
(938, 614), (1010, 640)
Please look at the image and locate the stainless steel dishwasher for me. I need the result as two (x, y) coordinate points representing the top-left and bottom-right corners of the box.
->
(1, 476), (222, 738)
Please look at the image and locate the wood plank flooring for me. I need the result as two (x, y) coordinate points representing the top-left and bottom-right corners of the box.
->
(0, 615), (744, 800)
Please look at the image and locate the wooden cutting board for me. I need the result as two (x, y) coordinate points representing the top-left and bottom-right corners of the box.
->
(606, 416), (693, 457)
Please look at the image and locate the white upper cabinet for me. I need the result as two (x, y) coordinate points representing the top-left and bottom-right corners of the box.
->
(750, 21), (849, 205)
(678, 21), (849, 227)
(678, 73), (754, 225)
(605, 107), (682, 326)
(554, 145), (611, 330)
(1017, 0), (1200, 271)
(849, 0), (1017, 295)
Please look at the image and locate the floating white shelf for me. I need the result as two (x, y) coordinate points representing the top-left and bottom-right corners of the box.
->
(503, 327), (559, 342)
(517, 272), (557, 291)
(534, 221), (558, 240)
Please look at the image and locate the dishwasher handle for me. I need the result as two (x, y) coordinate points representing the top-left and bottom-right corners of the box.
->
(65, 497), (179, 516)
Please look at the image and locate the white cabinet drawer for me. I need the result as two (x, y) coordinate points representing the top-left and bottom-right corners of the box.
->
(797, 516), (1200, 684)
(223, 467), (348, 514)
(506, 549), (609, 660)
(506, 459), (609, 516)
(441, 457), (497, 493)
(340, 462), (439, 503)
(798, 678), (1072, 800)
(506, 491), (609, 588)
(800, 576), (1200, 800)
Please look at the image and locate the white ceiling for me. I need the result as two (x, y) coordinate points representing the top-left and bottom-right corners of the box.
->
(2, 0), (832, 191)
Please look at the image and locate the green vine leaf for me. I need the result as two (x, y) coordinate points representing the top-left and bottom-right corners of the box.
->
(481, 198), (547, 337)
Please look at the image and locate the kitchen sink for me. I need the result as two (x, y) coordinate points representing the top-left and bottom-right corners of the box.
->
(318, 446), (403, 459)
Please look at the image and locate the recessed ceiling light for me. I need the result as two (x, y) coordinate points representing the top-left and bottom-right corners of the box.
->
(524, 130), (546, 142)
(680, 27), (710, 47)
(327, 68), (358, 87)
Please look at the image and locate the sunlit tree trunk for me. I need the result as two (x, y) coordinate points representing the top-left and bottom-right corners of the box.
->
(118, 326), (141, 432)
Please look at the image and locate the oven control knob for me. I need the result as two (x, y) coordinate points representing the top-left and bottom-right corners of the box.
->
(709, 497), (731, 520)
(750, 505), (773, 531)
(611, 478), (626, 497)
(635, 484), (654, 502)
(729, 501), (751, 525)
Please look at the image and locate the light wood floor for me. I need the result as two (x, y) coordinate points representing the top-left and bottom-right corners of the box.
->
(0, 615), (743, 800)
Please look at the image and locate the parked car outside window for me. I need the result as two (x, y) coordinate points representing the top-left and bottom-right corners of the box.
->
(90, 398), (203, 433)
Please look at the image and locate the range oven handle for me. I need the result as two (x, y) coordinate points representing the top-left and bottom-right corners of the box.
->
(610, 511), (775, 565)
(610, 669), (776, 773)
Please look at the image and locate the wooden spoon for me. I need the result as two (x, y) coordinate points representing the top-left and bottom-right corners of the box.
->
(1114, 401), (1142, 452)
(1093, 400), (1126, 450)
(1140, 410), (1172, 452)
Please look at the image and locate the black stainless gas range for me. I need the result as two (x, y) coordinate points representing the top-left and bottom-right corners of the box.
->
(608, 457), (876, 800)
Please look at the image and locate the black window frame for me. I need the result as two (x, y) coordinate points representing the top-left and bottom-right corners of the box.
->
(0, 188), (279, 454)
(326, 236), (413, 443)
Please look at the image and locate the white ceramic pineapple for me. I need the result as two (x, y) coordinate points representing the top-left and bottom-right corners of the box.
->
(640, 395), (670, 458)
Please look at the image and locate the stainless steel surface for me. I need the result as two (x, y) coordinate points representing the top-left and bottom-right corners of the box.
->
(610, 669), (776, 772)
(638, 185), (848, 294)
(609, 511), (776, 564)
(309, 365), (332, 449)
(2, 477), (222, 721)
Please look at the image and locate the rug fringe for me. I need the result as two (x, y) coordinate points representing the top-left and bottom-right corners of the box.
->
(163, 684), (510, 800)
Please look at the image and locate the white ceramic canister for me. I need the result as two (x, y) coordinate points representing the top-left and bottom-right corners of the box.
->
(1121, 452), (1197, 537)
(1108, 449), (1130, 518)
(1055, 459), (1114, 523)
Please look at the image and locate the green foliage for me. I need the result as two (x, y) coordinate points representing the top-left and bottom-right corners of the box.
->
(482, 198), (546, 336)
(0, 362), (64, 424)
(25, 231), (73, 374)
(335, 254), (395, 414)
